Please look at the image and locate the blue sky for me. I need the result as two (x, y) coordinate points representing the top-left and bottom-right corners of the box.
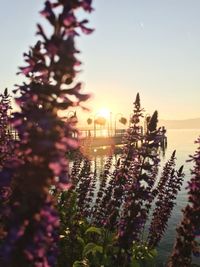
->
(0, 0), (200, 120)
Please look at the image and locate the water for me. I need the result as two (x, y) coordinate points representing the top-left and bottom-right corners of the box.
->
(157, 129), (200, 265)
(93, 129), (200, 265)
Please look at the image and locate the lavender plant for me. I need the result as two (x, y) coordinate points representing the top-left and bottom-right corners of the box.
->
(92, 153), (113, 225)
(148, 163), (184, 248)
(76, 158), (93, 218)
(0, 88), (13, 170)
(99, 94), (145, 231)
(168, 137), (200, 267)
(117, 111), (164, 249)
(0, 88), (15, 244)
(58, 94), (184, 267)
(0, 1), (93, 266)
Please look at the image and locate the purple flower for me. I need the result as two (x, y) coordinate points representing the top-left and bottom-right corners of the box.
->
(168, 137), (200, 266)
(0, 0), (93, 266)
(148, 161), (184, 248)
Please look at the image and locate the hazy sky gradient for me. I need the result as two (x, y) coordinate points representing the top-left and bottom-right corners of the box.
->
(0, 0), (200, 120)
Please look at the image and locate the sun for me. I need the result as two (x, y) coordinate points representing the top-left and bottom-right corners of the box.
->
(98, 108), (110, 119)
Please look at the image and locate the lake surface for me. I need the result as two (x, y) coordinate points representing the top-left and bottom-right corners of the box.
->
(157, 129), (200, 265)
(94, 129), (200, 265)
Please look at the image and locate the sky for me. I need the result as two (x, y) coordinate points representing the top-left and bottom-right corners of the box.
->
(0, 0), (200, 122)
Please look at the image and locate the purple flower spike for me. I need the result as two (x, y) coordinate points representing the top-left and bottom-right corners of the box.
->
(0, 0), (93, 266)
(168, 137), (200, 266)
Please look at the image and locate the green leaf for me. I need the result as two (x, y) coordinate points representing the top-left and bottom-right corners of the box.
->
(149, 248), (158, 258)
(73, 261), (85, 267)
(85, 226), (102, 236)
(77, 236), (85, 248)
(73, 258), (90, 267)
(83, 242), (103, 256)
(130, 258), (140, 267)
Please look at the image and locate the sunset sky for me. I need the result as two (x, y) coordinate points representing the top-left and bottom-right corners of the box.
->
(0, 0), (200, 122)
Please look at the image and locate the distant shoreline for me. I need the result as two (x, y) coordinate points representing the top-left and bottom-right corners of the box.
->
(165, 128), (200, 130)
(159, 118), (200, 130)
